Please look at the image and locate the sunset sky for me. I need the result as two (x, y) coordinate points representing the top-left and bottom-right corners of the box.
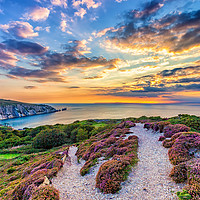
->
(0, 0), (200, 104)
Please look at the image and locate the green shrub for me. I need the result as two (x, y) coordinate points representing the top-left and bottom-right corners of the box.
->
(32, 128), (66, 149)
(177, 190), (192, 200)
(76, 128), (89, 142)
(7, 167), (16, 174)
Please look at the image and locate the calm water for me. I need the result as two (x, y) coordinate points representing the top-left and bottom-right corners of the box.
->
(1, 103), (200, 129)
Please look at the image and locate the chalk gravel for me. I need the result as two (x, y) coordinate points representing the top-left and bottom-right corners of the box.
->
(52, 123), (185, 200)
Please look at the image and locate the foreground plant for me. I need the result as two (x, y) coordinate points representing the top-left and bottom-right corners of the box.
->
(177, 190), (192, 200)
(77, 121), (138, 194)
(0, 146), (68, 199)
(164, 131), (200, 200)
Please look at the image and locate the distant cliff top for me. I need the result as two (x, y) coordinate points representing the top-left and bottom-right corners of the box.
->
(0, 99), (31, 106)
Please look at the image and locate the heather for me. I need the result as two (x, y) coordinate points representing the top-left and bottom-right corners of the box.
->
(162, 131), (200, 199)
(0, 115), (199, 199)
(143, 116), (200, 200)
(0, 145), (69, 199)
(76, 121), (138, 193)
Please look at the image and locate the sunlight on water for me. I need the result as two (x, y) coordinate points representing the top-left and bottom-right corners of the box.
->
(1, 103), (200, 129)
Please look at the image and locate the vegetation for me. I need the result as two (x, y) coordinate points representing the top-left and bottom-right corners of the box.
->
(76, 121), (138, 193)
(0, 99), (29, 106)
(0, 154), (20, 160)
(0, 114), (199, 198)
(144, 118), (200, 200)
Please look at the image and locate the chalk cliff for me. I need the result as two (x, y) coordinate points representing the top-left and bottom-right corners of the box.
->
(0, 99), (57, 120)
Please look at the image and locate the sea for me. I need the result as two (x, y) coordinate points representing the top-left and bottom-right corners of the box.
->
(1, 103), (200, 129)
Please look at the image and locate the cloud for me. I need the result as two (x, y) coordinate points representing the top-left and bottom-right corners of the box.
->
(74, 8), (87, 18)
(98, 65), (200, 98)
(60, 12), (68, 32)
(115, 0), (126, 2)
(24, 85), (37, 89)
(84, 75), (103, 79)
(68, 86), (80, 88)
(35, 26), (50, 32)
(37, 40), (121, 73)
(73, 0), (101, 9)
(9, 67), (67, 83)
(2, 39), (122, 83)
(60, 19), (67, 32)
(24, 7), (50, 21)
(73, 0), (101, 19)
(103, 3), (200, 55)
(0, 48), (18, 69)
(2, 39), (48, 55)
(51, 0), (67, 8)
(93, 27), (119, 38)
(0, 21), (38, 39)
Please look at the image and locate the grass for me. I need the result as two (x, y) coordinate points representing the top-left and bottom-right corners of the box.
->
(93, 123), (107, 128)
(0, 154), (20, 160)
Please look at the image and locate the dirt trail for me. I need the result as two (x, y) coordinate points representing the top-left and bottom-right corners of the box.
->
(52, 123), (185, 200)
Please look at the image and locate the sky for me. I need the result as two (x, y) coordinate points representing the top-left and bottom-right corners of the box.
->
(0, 0), (200, 104)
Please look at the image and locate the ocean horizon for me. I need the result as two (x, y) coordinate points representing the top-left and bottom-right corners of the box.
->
(1, 103), (200, 129)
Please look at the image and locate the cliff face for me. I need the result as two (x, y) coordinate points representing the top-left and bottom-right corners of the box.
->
(0, 100), (57, 120)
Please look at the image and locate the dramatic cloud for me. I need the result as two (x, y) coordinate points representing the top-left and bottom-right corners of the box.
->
(0, 21), (38, 39)
(99, 65), (200, 98)
(51, 0), (67, 8)
(104, 4), (200, 54)
(2, 39), (122, 83)
(24, 7), (50, 21)
(0, 49), (18, 69)
(9, 67), (67, 83)
(2, 39), (48, 55)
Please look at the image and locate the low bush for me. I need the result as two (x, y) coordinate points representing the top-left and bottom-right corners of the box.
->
(170, 163), (187, 183)
(32, 128), (66, 149)
(168, 132), (200, 165)
(164, 124), (190, 138)
(31, 185), (59, 200)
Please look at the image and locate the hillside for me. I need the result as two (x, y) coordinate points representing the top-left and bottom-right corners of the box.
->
(0, 115), (199, 199)
(0, 99), (57, 120)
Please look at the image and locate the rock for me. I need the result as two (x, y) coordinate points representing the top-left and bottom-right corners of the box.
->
(61, 154), (67, 163)
(40, 176), (50, 186)
(0, 99), (57, 120)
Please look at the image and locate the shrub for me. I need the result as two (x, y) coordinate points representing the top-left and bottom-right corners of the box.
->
(170, 163), (187, 183)
(32, 128), (66, 149)
(31, 185), (59, 200)
(185, 159), (200, 199)
(177, 190), (192, 200)
(163, 124), (190, 138)
(96, 160), (127, 194)
(7, 167), (16, 174)
(162, 139), (174, 148)
(76, 128), (89, 142)
(168, 132), (200, 165)
(158, 136), (165, 141)
(124, 121), (136, 128)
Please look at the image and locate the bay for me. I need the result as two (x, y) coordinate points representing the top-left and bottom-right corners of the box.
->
(1, 103), (199, 129)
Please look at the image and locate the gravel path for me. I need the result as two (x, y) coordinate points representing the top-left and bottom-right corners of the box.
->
(52, 123), (185, 200)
